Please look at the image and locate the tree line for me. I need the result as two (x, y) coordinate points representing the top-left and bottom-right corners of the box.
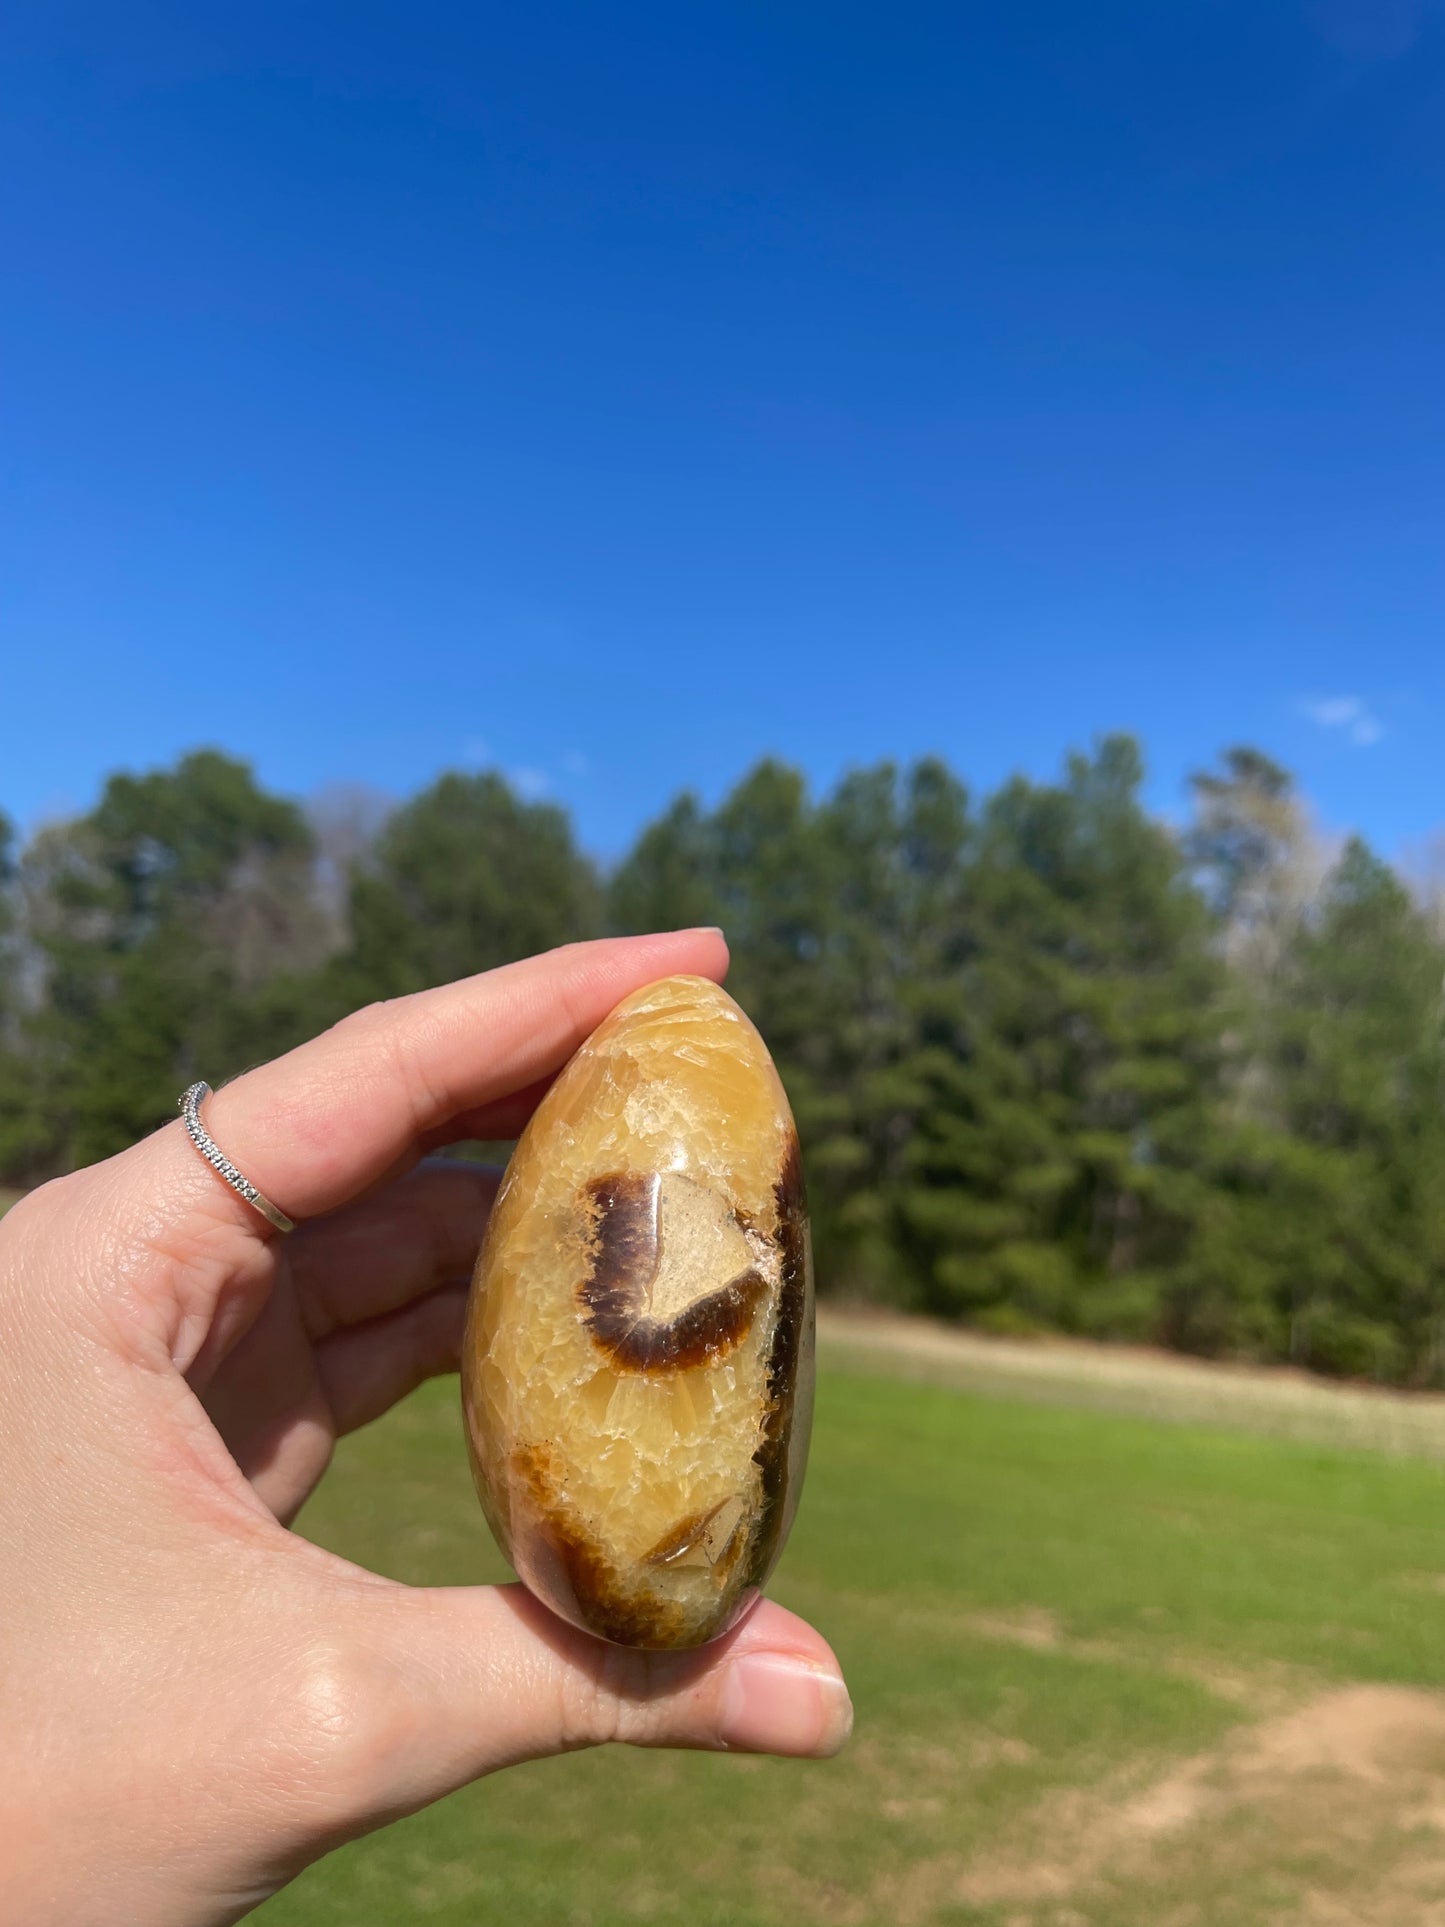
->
(3, 739), (1444, 1383)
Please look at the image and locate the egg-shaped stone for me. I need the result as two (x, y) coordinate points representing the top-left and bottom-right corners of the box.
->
(461, 974), (814, 1649)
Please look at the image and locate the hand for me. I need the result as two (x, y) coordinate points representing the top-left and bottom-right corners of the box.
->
(0, 933), (852, 1927)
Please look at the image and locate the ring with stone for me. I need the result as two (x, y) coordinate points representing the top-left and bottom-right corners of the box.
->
(178, 1081), (297, 1234)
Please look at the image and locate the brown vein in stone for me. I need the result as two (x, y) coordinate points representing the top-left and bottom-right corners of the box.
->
(578, 1171), (768, 1373)
(748, 1128), (809, 1577)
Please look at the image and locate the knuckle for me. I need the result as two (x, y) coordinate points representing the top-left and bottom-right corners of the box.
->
(327, 997), (394, 1043)
(268, 1635), (410, 1828)
(330, 998), (448, 1131)
(559, 1664), (618, 1751)
(1, 1169), (87, 1241)
(559, 1644), (658, 1752)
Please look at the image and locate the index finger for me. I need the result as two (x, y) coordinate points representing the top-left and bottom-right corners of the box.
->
(132, 930), (728, 1237)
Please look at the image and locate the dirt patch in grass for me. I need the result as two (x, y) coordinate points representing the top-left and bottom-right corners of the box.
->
(768, 1680), (1445, 1925)
(935, 1685), (1445, 1924)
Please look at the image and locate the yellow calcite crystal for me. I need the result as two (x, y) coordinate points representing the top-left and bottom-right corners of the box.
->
(461, 974), (814, 1648)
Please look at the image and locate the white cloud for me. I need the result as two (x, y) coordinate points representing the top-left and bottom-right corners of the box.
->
(560, 750), (590, 778)
(507, 766), (551, 800)
(1300, 695), (1384, 747)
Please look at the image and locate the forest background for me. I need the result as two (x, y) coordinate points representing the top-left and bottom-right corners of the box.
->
(4, 735), (1444, 1386)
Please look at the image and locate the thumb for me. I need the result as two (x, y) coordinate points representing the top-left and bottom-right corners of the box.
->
(316, 1581), (852, 1838)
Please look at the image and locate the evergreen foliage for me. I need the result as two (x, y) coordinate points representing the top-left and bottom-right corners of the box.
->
(345, 772), (602, 1000)
(4, 739), (1443, 1384)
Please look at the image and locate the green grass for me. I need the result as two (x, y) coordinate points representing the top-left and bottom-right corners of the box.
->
(260, 1359), (1445, 1927)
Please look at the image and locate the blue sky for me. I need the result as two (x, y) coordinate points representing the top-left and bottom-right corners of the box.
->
(2, 1), (1443, 863)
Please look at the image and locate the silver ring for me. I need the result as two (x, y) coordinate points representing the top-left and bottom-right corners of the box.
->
(178, 1082), (297, 1234)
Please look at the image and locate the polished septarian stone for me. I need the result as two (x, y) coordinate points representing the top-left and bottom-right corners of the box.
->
(461, 974), (814, 1649)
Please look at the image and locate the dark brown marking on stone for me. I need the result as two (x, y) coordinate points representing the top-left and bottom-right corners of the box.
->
(578, 1171), (768, 1374)
(510, 1441), (691, 1647)
(644, 1508), (713, 1569)
(644, 1494), (747, 1574)
(746, 1128), (809, 1582)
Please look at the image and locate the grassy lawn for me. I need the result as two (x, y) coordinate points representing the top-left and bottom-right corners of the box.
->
(259, 1352), (1445, 1927)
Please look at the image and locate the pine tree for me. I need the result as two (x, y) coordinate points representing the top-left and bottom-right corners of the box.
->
(899, 736), (1224, 1337)
(344, 770), (602, 1000)
(608, 794), (722, 938)
(1262, 840), (1445, 1378)
(19, 751), (330, 1168)
(815, 759), (973, 1296)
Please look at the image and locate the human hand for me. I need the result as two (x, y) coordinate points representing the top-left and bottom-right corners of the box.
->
(0, 932), (852, 1927)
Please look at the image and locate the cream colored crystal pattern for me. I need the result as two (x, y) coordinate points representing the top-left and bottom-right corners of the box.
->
(462, 974), (815, 1648)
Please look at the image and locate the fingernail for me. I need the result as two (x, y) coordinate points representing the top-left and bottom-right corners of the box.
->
(721, 1655), (854, 1757)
